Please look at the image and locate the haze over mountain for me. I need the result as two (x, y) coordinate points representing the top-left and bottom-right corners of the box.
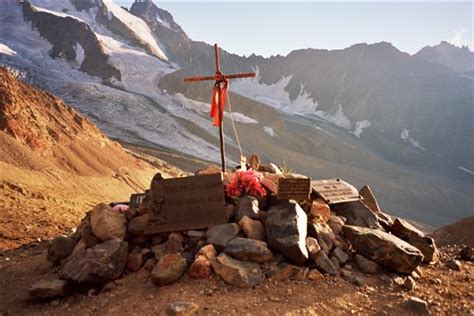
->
(1, 0), (472, 227)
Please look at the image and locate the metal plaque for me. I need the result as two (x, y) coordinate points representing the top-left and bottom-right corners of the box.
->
(132, 173), (227, 234)
(311, 178), (360, 204)
(129, 193), (146, 209)
(261, 174), (311, 200)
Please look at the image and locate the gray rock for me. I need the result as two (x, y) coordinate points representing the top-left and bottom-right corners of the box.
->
(330, 256), (340, 269)
(47, 236), (77, 265)
(343, 225), (424, 274)
(127, 247), (153, 271)
(390, 218), (439, 263)
(359, 185), (381, 213)
(235, 196), (261, 221)
(332, 201), (383, 230)
(28, 278), (70, 299)
(152, 232), (184, 261)
(404, 276), (416, 290)
(266, 201), (308, 264)
(354, 254), (381, 274)
(151, 253), (187, 286)
(212, 253), (264, 288)
(224, 237), (273, 263)
(460, 246), (473, 261)
(327, 215), (345, 235)
(446, 259), (462, 271)
(159, 301), (199, 316)
(405, 296), (429, 314)
(266, 263), (304, 281)
(60, 240), (128, 284)
(331, 246), (349, 265)
(312, 250), (338, 275)
(306, 237), (321, 258)
(308, 223), (335, 254)
(90, 203), (127, 242)
(206, 223), (240, 250)
(238, 216), (266, 241)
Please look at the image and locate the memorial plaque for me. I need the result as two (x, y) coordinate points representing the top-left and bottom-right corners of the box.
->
(311, 178), (360, 204)
(261, 174), (311, 200)
(129, 193), (146, 209)
(136, 173), (226, 234)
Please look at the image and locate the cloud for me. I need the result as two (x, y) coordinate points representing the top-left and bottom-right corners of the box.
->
(449, 28), (471, 48)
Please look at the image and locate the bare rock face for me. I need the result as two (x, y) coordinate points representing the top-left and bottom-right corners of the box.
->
(28, 278), (70, 299)
(151, 253), (187, 286)
(343, 225), (424, 274)
(308, 223), (335, 254)
(211, 253), (264, 288)
(236, 196), (261, 221)
(332, 201), (383, 230)
(238, 216), (266, 241)
(223, 237), (273, 263)
(206, 223), (240, 250)
(47, 236), (78, 265)
(90, 203), (127, 242)
(266, 201), (308, 264)
(390, 218), (439, 263)
(60, 240), (128, 284)
(353, 254), (381, 274)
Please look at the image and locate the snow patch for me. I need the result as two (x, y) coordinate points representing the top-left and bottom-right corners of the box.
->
(315, 104), (352, 129)
(353, 120), (371, 138)
(263, 126), (276, 137)
(0, 43), (16, 56)
(401, 129), (426, 151)
(101, 1), (168, 61)
(74, 43), (85, 65)
(30, 4), (84, 22)
(457, 166), (474, 175)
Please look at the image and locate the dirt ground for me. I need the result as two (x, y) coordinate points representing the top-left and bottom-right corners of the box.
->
(0, 242), (472, 316)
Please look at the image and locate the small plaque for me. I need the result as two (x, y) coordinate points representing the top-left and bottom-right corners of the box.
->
(133, 173), (227, 234)
(129, 193), (146, 209)
(311, 178), (360, 204)
(261, 174), (311, 200)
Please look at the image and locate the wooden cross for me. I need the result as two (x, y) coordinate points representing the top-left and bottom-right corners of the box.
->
(184, 44), (256, 172)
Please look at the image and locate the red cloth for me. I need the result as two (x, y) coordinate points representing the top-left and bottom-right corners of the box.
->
(210, 80), (228, 126)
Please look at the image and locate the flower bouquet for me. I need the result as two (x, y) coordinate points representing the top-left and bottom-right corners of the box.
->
(225, 170), (267, 200)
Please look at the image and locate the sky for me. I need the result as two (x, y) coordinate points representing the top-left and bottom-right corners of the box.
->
(113, 1), (473, 57)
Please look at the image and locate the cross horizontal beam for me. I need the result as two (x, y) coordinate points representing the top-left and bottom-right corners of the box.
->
(184, 72), (256, 82)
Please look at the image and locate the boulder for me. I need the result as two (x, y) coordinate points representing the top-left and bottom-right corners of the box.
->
(390, 218), (439, 263)
(60, 240), (128, 284)
(211, 253), (264, 288)
(343, 225), (424, 274)
(159, 301), (199, 316)
(223, 237), (273, 263)
(238, 216), (266, 241)
(235, 196), (261, 221)
(359, 185), (381, 213)
(151, 253), (187, 286)
(332, 201), (383, 230)
(206, 223), (240, 250)
(327, 215), (345, 235)
(188, 255), (213, 279)
(90, 203), (127, 241)
(265, 201), (308, 264)
(353, 254), (381, 274)
(47, 236), (78, 265)
(312, 250), (338, 275)
(152, 232), (184, 261)
(308, 199), (331, 223)
(28, 278), (70, 299)
(308, 223), (335, 254)
(331, 246), (349, 265)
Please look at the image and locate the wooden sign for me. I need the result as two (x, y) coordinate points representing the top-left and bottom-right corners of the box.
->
(311, 178), (360, 204)
(261, 174), (311, 200)
(131, 173), (227, 234)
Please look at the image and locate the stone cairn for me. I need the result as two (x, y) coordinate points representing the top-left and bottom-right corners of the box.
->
(30, 164), (442, 301)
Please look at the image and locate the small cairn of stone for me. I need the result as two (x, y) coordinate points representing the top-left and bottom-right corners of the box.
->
(30, 163), (441, 303)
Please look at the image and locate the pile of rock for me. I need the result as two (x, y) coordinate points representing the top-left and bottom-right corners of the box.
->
(29, 170), (441, 299)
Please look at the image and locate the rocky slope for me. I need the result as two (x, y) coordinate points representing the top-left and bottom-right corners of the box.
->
(415, 41), (474, 73)
(0, 67), (181, 249)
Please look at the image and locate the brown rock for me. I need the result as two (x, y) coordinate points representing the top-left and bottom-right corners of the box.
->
(390, 218), (439, 263)
(327, 215), (345, 235)
(152, 232), (184, 260)
(223, 237), (273, 263)
(307, 269), (324, 281)
(211, 253), (264, 288)
(331, 246), (349, 265)
(308, 223), (335, 254)
(308, 199), (331, 223)
(359, 185), (381, 213)
(225, 204), (237, 222)
(460, 246), (473, 261)
(28, 278), (70, 299)
(313, 250), (338, 275)
(236, 196), (261, 221)
(306, 237), (321, 259)
(405, 296), (429, 314)
(197, 244), (217, 259)
(151, 253), (187, 286)
(90, 203), (127, 242)
(188, 255), (213, 279)
(47, 236), (78, 265)
(127, 247), (153, 271)
(238, 216), (266, 241)
(194, 165), (221, 176)
(343, 225), (424, 274)
(353, 254), (381, 274)
(266, 263), (302, 281)
(159, 301), (199, 316)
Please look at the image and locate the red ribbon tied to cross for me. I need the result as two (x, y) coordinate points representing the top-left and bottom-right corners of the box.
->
(210, 80), (229, 126)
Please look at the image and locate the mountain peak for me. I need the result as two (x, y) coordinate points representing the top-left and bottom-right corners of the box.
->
(415, 41), (474, 72)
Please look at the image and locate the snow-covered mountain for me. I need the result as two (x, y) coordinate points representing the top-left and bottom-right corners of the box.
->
(1, 0), (473, 226)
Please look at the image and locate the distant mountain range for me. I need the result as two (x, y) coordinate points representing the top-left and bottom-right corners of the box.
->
(1, 0), (473, 226)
